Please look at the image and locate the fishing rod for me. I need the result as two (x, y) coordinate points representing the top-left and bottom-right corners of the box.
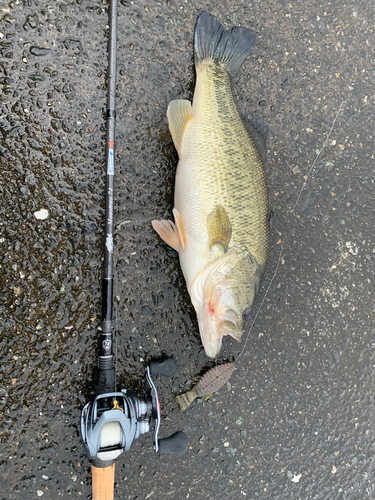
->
(80, 1), (188, 498)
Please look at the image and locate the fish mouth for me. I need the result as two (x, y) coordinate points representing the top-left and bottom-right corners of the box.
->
(219, 320), (242, 342)
(197, 307), (222, 358)
(189, 252), (251, 357)
(198, 308), (242, 358)
(202, 338), (223, 359)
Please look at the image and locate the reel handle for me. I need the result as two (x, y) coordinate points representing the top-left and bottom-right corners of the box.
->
(92, 463), (115, 500)
(158, 431), (189, 456)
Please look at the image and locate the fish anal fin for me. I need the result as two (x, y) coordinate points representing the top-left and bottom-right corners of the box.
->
(167, 100), (192, 157)
(207, 205), (232, 252)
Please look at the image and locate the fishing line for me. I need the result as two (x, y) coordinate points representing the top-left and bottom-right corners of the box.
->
(292, 100), (345, 213)
(234, 100), (344, 367)
(234, 240), (284, 364)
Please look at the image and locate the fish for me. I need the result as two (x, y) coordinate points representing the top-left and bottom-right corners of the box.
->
(174, 362), (234, 411)
(152, 12), (270, 358)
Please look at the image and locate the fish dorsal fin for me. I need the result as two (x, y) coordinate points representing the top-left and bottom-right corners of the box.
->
(152, 208), (187, 252)
(240, 111), (269, 165)
(207, 205), (232, 252)
(167, 100), (192, 157)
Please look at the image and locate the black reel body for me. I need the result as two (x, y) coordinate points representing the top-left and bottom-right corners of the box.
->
(81, 357), (188, 466)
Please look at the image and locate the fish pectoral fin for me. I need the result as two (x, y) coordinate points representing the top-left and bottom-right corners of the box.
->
(207, 205), (232, 252)
(152, 209), (187, 252)
(167, 100), (192, 157)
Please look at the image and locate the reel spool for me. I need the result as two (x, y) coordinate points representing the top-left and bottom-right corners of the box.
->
(100, 421), (122, 449)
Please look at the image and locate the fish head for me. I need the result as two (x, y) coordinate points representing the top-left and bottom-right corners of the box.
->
(191, 248), (263, 358)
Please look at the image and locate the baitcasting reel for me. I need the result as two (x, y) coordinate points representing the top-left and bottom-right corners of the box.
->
(81, 357), (188, 466)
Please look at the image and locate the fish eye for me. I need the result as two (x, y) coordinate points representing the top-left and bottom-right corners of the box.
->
(242, 308), (252, 321)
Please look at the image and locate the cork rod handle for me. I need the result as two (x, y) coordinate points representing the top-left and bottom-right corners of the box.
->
(92, 463), (115, 500)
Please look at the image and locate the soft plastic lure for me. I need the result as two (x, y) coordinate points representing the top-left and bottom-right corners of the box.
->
(175, 363), (234, 411)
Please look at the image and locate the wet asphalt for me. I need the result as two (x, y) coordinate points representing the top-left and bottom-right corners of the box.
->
(0, 0), (374, 499)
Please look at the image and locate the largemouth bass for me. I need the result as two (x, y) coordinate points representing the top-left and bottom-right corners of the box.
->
(153, 12), (270, 358)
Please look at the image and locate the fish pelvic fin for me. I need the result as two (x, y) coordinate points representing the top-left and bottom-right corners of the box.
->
(167, 100), (192, 157)
(152, 208), (187, 252)
(172, 208), (187, 250)
(207, 205), (232, 252)
(194, 12), (256, 76)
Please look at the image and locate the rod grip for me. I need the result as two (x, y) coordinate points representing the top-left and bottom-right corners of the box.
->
(92, 463), (115, 500)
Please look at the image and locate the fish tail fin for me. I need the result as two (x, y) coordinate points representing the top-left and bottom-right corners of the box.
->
(194, 12), (256, 76)
(174, 390), (197, 411)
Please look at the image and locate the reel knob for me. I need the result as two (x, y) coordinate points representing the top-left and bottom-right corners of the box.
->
(158, 431), (189, 456)
(149, 356), (177, 377)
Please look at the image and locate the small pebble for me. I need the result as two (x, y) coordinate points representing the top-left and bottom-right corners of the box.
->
(34, 209), (49, 220)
